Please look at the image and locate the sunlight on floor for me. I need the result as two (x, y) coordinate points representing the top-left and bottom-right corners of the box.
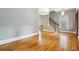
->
(59, 35), (68, 50)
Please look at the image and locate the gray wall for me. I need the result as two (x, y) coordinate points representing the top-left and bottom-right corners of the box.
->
(0, 8), (39, 40)
(49, 9), (76, 32)
(49, 11), (59, 24)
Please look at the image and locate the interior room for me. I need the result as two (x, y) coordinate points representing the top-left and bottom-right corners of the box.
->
(0, 8), (79, 51)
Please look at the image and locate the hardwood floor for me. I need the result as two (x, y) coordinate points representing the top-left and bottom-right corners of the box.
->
(0, 31), (78, 51)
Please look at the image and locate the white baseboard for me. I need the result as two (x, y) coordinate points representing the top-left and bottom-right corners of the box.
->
(0, 31), (77, 45)
(0, 32), (39, 45)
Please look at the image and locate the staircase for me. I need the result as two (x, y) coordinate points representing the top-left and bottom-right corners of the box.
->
(49, 18), (59, 32)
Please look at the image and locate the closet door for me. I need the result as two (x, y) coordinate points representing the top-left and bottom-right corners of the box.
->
(78, 9), (79, 37)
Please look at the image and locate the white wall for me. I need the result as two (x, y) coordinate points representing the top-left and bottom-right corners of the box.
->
(40, 15), (49, 29)
(0, 8), (39, 40)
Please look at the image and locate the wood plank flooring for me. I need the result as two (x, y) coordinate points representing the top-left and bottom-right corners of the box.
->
(0, 31), (78, 51)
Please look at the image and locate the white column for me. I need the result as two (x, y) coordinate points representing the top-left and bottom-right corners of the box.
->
(38, 8), (49, 45)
